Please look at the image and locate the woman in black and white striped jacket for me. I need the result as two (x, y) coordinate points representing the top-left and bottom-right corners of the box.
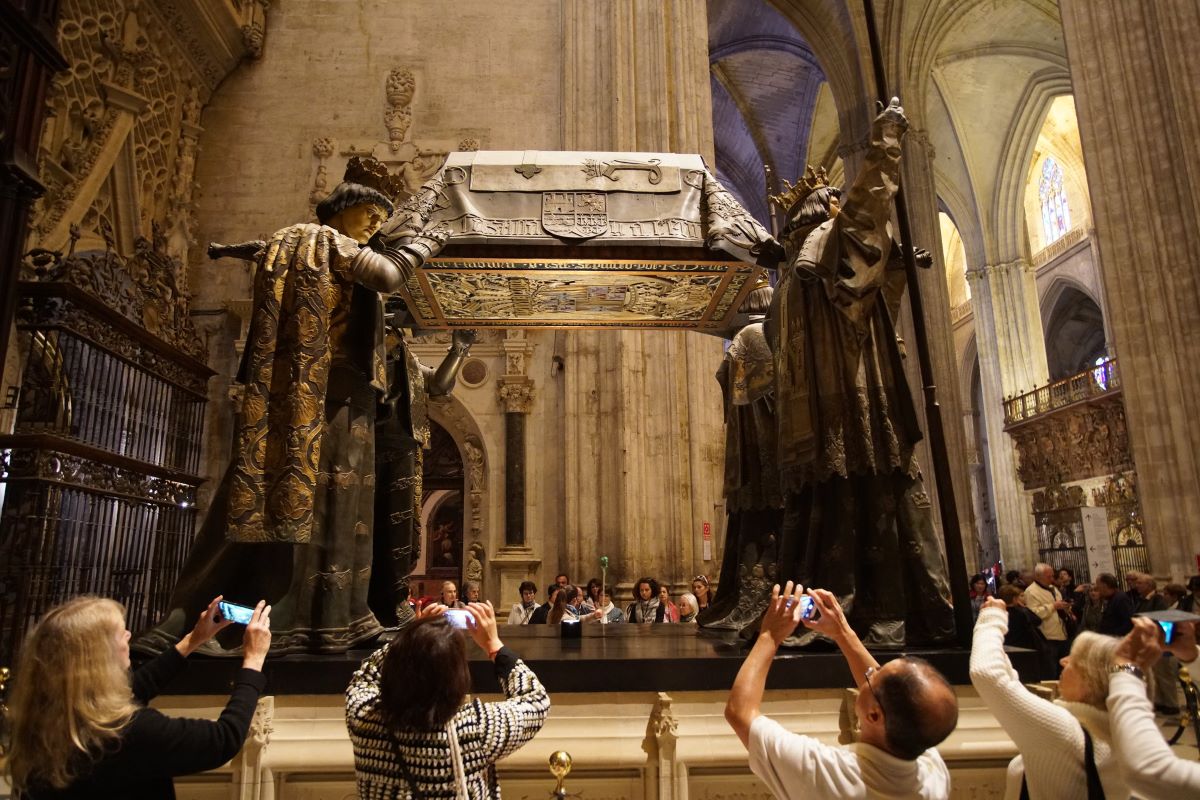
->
(346, 601), (550, 799)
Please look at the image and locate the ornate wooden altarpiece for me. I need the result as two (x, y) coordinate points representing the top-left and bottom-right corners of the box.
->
(1004, 360), (1148, 577)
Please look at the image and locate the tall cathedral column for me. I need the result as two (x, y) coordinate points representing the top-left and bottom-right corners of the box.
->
(894, 127), (978, 569)
(560, 0), (723, 590)
(492, 330), (539, 605)
(1059, 1), (1200, 578)
(967, 260), (1048, 570)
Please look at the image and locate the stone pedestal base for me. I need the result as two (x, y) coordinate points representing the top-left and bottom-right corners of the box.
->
(489, 546), (542, 613)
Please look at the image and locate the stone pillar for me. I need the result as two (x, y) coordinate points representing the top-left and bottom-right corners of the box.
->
(560, 0), (723, 591)
(1059, 1), (1200, 578)
(893, 127), (977, 569)
(493, 331), (539, 600)
(498, 387), (531, 547)
(967, 260), (1049, 570)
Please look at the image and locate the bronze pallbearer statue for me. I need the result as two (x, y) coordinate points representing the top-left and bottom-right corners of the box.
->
(136, 160), (473, 655)
(704, 99), (954, 646)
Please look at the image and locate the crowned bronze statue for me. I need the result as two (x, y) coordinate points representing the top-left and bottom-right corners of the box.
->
(136, 158), (474, 655)
(765, 99), (954, 646)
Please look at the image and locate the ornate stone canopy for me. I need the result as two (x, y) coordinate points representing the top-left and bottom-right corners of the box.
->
(394, 150), (782, 333)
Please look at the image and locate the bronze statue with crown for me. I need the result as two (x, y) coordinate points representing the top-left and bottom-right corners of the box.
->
(135, 158), (475, 656)
(725, 98), (954, 646)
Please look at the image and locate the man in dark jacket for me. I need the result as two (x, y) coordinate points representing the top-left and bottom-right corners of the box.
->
(999, 585), (1055, 679)
(528, 584), (560, 625)
(1095, 572), (1135, 636)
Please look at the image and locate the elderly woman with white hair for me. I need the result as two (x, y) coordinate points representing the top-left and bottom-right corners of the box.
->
(677, 592), (700, 623)
(971, 596), (1135, 799)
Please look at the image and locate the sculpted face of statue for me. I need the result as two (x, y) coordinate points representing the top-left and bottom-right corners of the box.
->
(330, 202), (389, 244)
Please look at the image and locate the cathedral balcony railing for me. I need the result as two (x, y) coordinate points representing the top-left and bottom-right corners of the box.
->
(0, 241), (212, 663)
(1002, 358), (1120, 427)
(1032, 225), (1087, 267)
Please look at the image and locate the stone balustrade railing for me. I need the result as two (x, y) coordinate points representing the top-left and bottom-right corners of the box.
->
(1003, 358), (1120, 426)
(1032, 226), (1086, 267)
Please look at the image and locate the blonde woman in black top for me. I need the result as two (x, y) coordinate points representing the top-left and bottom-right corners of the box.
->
(7, 595), (271, 799)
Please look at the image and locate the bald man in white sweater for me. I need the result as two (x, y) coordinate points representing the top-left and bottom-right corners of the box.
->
(725, 583), (959, 800)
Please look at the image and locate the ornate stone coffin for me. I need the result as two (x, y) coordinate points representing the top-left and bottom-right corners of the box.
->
(397, 151), (782, 332)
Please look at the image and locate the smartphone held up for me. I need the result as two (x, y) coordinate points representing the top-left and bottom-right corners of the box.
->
(216, 600), (256, 625)
(444, 609), (473, 630)
(1135, 608), (1200, 646)
(784, 594), (816, 620)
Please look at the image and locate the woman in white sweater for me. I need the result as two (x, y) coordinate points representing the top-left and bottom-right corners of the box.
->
(1105, 617), (1200, 798)
(971, 597), (1132, 799)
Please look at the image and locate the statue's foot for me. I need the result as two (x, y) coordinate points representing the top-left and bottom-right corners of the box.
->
(858, 619), (906, 649)
(904, 625), (957, 647)
(131, 608), (190, 657)
(189, 639), (244, 658)
(779, 628), (838, 650)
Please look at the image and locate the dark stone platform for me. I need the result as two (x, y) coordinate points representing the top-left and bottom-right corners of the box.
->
(152, 623), (1044, 695)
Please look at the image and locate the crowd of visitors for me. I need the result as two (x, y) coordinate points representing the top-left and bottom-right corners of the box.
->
(488, 571), (718, 626)
(968, 564), (1200, 714)
(8, 569), (1198, 798)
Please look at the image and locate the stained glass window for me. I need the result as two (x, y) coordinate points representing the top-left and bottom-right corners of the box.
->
(1039, 157), (1071, 244)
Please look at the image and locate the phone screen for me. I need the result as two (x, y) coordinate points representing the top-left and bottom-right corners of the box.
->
(217, 600), (255, 625)
(444, 609), (472, 630)
(798, 595), (815, 620)
(1159, 620), (1175, 644)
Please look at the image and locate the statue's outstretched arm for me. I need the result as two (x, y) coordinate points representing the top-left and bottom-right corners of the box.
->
(427, 329), (476, 397)
(208, 240), (267, 262)
(839, 97), (908, 248)
(347, 226), (448, 294)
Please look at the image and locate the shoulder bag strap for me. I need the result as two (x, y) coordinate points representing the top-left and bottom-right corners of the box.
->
(446, 720), (470, 800)
(1081, 727), (1106, 800)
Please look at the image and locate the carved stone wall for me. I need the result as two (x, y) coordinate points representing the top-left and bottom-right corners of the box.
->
(27, 0), (263, 264)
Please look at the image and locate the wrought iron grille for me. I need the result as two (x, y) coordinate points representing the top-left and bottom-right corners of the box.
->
(1034, 508), (1091, 584)
(0, 245), (211, 662)
(1105, 500), (1150, 578)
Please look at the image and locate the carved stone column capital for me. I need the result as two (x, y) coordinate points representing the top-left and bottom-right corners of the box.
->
(498, 378), (534, 413)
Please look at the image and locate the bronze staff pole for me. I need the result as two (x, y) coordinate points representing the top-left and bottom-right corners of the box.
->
(862, 0), (974, 647)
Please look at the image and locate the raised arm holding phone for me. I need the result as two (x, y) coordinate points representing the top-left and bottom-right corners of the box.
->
(724, 582), (957, 800)
(7, 594), (272, 799)
(346, 600), (549, 798)
(1104, 617), (1200, 798)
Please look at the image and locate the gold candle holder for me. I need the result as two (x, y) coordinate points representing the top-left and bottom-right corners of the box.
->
(548, 750), (572, 798)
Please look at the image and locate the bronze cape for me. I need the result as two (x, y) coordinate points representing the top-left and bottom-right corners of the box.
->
(135, 225), (419, 654)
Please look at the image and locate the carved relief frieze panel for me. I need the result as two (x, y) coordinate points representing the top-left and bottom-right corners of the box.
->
(1006, 395), (1132, 490)
(310, 65), (483, 215)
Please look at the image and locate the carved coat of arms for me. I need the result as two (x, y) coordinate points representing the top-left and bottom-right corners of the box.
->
(542, 191), (608, 239)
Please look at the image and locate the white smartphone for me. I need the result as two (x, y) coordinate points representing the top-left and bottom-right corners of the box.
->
(444, 609), (472, 629)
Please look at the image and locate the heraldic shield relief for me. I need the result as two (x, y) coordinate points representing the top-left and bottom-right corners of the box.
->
(542, 191), (608, 239)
